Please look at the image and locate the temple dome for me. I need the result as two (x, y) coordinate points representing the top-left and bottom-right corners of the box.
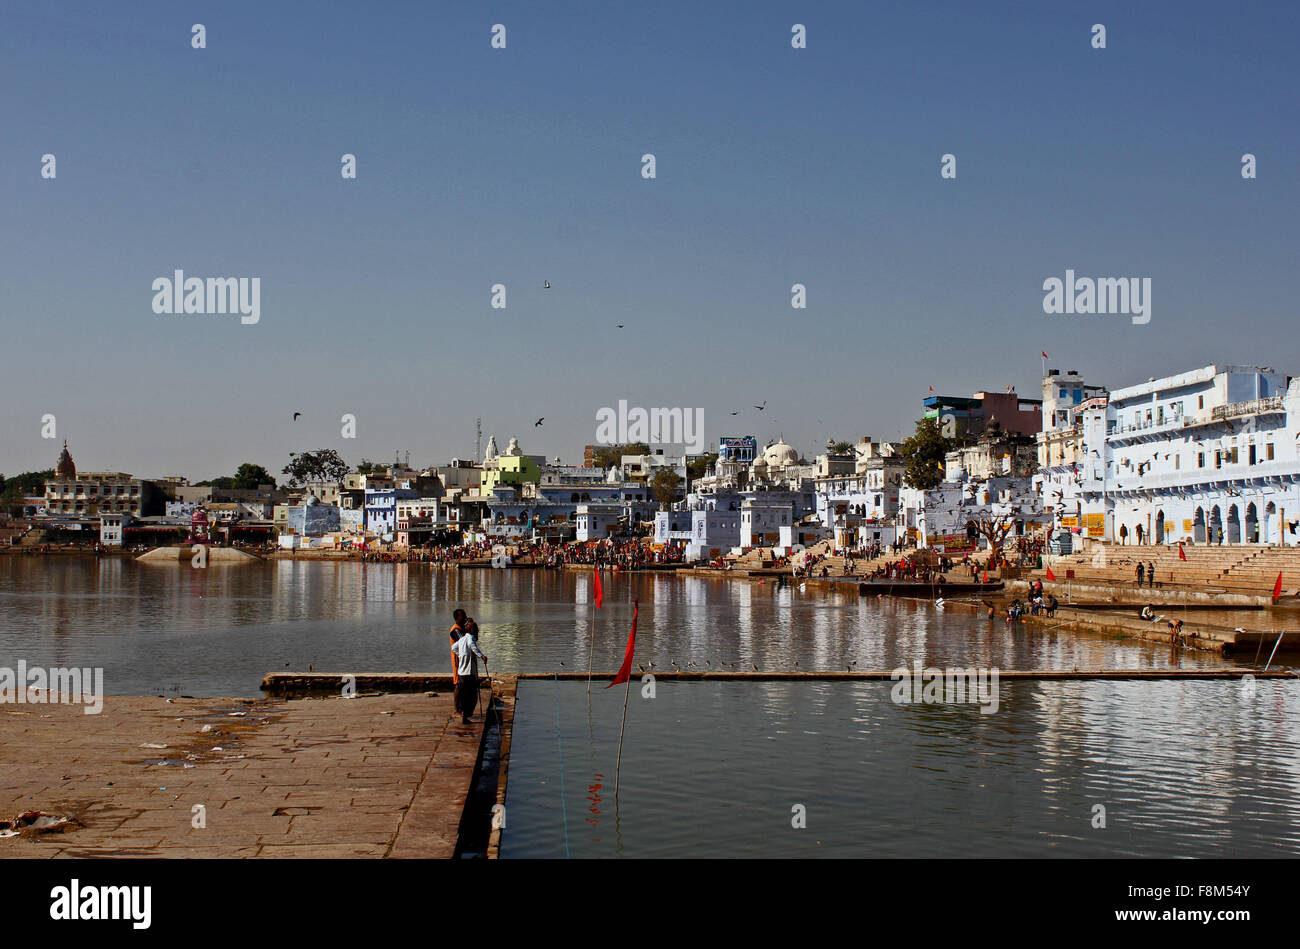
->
(762, 440), (798, 468)
(55, 441), (76, 479)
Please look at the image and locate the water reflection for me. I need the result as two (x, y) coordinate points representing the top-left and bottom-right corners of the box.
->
(0, 557), (1271, 698)
(502, 679), (1300, 858)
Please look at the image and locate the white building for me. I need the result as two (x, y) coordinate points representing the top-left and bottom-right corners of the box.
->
(1082, 364), (1300, 545)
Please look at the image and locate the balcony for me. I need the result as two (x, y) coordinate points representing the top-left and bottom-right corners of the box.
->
(1211, 395), (1284, 423)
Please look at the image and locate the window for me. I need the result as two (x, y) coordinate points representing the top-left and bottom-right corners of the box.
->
(1175, 455), (1180, 470)
(1267, 443), (1275, 461)
(1198, 395), (1204, 409)
(1249, 445), (1257, 465)
(1198, 452), (1205, 468)
(1214, 451), (1222, 469)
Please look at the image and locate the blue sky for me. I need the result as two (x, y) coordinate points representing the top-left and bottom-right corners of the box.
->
(2, 0), (1297, 479)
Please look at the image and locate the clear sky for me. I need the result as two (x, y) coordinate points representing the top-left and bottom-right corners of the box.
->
(2, 0), (1297, 481)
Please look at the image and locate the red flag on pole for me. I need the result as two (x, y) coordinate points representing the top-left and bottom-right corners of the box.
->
(1273, 572), (1283, 602)
(593, 568), (603, 609)
(605, 600), (638, 688)
(1045, 566), (1057, 581)
(1041, 351), (1049, 359)
(1178, 544), (1187, 561)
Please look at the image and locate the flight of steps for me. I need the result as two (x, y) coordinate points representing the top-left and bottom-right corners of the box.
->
(1035, 543), (1300, 596)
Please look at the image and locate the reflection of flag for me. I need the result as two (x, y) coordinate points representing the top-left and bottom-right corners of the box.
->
(593, 568), (603, 609)
(605, 601), (638, 689)
(1045, 566), (1057, 581)
(1273, 572), (1283, 602)
(1179, 545), (1187, 561)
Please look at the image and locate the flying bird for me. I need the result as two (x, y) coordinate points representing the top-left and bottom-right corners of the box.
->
(535, 418), (545, 427)
(292, 412), (301, 421)
(754, 401), (767, 411)
(616, 323), (624, 329)
(543, 280), (550, 289)
(729, 411), (739, 416)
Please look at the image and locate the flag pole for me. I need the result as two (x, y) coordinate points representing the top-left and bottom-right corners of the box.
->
(614, 599), (638, 799)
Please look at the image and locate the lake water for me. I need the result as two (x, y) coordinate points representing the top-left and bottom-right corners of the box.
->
(501, 678), (1300, 858)
(0, 556), (1233, 696)
(4, 556), (1295, 858)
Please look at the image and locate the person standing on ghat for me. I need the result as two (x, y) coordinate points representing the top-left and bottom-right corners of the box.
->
(450, 609), (488, 724)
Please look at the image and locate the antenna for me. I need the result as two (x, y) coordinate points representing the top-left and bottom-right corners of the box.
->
(476, 417), (482, 463)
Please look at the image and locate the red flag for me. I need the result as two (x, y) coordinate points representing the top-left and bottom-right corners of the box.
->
(1273, 572), (1283, 602)
(605, 600), (638, 689)
(593, 568), (603, 608)
(929, 386), (934, 392)
(981, 570), (989, 583)
(1041, 351), (1049, 359)
(1045, 566), (1057, 581)
(1178, 544), (1187, 561)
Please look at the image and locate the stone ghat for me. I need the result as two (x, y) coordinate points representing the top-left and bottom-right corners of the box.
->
(136, 545), (262, 564)
(0, 691), (490, 858)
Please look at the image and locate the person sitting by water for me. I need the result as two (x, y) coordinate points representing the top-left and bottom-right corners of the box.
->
(1045, 594), (1058, 617)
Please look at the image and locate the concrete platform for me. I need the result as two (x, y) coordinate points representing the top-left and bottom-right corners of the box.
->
(0, 691), (487, 858)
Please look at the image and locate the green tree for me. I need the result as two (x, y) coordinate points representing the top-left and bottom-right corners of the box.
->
(650, 468), (682, 509)
(830, 441), (853, 455)
(900, 418), (954, 490)
(686, 453), (718, 478)
(355, 458), (382, 474)
(232, 463), (275, 490)
(282, 449), (350, 486)
(592, 443), (649, 469)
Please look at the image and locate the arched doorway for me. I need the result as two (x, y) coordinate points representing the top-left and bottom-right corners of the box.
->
(1194, 508), (1206, 544)
(1209, 506), (1223, 545)
(1155, 510), (1165, 545)
(1227, 506), (1241, 545)
(1246, 502), (1259, 544)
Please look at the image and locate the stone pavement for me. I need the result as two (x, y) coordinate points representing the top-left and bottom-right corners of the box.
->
(0, 690), (486, 858)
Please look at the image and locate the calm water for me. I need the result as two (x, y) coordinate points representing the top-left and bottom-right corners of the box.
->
(5, 556), (1296, 858)
(0, 556), (1230, 696)
(501, 679), (1300, 858)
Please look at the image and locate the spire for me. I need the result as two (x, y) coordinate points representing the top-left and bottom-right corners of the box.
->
(55, 440), (76, 479)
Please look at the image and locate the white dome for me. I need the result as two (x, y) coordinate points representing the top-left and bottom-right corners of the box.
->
(762, 441), (798, 468)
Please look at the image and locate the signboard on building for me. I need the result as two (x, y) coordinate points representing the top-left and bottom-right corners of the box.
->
(1060, 516), (1079, 529)
(1085, 513), (1106, 537)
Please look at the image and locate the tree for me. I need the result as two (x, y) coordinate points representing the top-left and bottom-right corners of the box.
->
(830, 441), (853, 455)
(232, 463), (274, 490)
(355, 458), (382, 474)
(970, 514), (1016, 567)
(197, 477), (236, 489)
(900, 418), (954, 490)
(592, 443), (649, 470)
(650, 469), (682, 509)
(686, 453), (718, 478)
(282, 449), (350, 486)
